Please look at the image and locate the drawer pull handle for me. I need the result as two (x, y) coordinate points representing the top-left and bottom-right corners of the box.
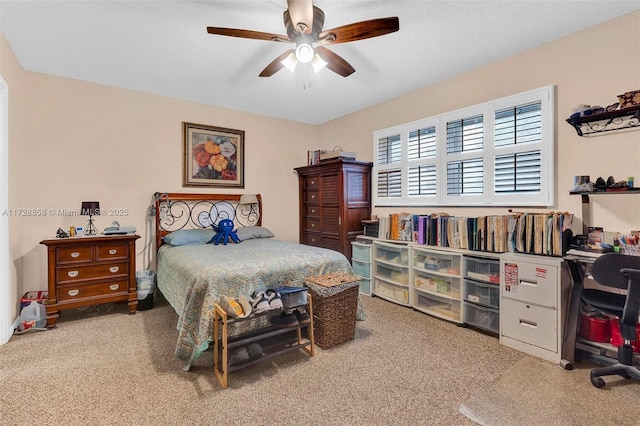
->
(311, 238), (316, 242)
(311, 194), (315, 199)
(109, 284), (120, 291)
(311, 180), (315, 185)
(109, 249), (117, 255)
(311, 209), (315, 214)
(68, 289), (79, 296)
(311, 223), (315, 227)
(519, 319), (537, 329)
(71, 252), (80, 258)
(520, 279), (537, 287)
(109, 266), (120, 273)
(67, 271), (79, 278)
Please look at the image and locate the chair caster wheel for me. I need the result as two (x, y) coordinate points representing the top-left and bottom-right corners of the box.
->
(591, 376), (605, 388)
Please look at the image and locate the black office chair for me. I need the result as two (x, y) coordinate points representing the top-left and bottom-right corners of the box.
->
(583, 253), (640, 388)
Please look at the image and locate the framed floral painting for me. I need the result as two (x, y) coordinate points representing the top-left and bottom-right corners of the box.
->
(183, 122), (244, 188)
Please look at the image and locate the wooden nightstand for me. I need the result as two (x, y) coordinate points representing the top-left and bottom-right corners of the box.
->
(40, 234), (140, 328)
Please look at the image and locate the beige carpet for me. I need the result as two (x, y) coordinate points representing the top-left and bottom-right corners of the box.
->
(2, 293), (635, 425)
(460, 356), (640, 425)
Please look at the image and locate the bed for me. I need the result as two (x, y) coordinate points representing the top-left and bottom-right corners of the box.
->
(153, 192), (360, 370)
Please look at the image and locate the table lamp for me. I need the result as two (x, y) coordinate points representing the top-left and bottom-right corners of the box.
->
(81, 201), (100, 235)
(239, 194), (258, 216)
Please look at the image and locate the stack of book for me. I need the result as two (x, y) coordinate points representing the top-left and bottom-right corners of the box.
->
(375, 211), (574, 257)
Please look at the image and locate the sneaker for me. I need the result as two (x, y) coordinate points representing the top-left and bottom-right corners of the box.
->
(247, 342), (263, 360)
(265, 289), (283, 310)
(293, 309), (311, 325)
(249, 291), (270, 314)
(270, 312), (299, 328)
(228, 347), (249, 366)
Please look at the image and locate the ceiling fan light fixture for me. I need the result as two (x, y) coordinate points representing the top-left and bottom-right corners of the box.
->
(311, 53), (327, 73)
(295, 43), (314, 64)
(281, 52), (298, 72)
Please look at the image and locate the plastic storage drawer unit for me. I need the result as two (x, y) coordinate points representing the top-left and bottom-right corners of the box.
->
(278, 286), (308, 309)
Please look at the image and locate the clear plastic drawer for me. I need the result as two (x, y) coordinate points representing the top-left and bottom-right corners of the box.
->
(465, 257), (500, 283)
(413, 270), (460, 299)
(374, 243), (408, 265)
(413, 291), (461, 321)
(374, 262), (409, 285)
(463, 280), (499, 309)
(412, 249), (460, 275)
(374, 278), (409, 305)
(463, 302), (499, 334)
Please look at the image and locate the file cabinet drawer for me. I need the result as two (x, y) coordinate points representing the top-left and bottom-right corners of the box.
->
(501, 298), (557, 352)
(502, 261), (558, 308)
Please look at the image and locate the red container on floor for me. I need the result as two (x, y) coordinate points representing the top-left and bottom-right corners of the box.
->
(610, 318), (640, 352)
(579, 312), (611, 343)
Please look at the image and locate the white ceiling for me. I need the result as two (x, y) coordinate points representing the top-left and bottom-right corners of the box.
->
(1, 1), (639, 125)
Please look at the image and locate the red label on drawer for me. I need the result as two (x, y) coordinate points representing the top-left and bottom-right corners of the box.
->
(535, 267), (547, 278)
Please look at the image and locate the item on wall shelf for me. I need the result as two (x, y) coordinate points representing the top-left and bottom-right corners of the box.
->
(81, 201), (100, 235)
(183, 122), (244, 188)
(617, 90), (640, 109)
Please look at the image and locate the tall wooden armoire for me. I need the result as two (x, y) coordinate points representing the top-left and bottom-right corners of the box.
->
(294, 159), (372, 260)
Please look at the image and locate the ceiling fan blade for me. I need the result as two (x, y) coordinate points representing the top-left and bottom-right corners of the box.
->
(319, 17), (399, 45)
(315, 46), (355, 77)
(287, 0), (313, 33)
(207, 27), (290, 43)
(259, 49), (296, 77)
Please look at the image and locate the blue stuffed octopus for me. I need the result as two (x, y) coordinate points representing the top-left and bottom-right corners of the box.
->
(208, 219), (241, 245)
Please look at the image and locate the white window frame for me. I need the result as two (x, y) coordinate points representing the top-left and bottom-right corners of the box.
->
(373, 85), (555, 207)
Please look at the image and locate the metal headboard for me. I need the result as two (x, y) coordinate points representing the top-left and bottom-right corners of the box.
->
(154, 192), (262, 249)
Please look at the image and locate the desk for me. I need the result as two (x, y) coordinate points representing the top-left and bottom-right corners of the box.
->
(563, 252), (640, 367)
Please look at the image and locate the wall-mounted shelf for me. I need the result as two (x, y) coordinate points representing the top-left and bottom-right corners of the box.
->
(566, 105), (640, 136)
(569, 189), (640, 234)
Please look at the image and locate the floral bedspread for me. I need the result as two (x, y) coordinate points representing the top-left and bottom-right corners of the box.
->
(157, 239), (358, 370)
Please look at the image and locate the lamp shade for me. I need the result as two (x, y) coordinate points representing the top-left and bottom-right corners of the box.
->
(239, 194), (258, 205)
(80, 201), (100, 216)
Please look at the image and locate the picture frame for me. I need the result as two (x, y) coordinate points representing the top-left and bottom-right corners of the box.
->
(183, 122), (244, 188)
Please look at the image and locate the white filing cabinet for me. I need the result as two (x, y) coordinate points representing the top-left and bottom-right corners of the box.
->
(499, 253), (571, 364)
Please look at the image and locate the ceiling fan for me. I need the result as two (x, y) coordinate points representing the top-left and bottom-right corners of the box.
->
(206, 0), (399, 77)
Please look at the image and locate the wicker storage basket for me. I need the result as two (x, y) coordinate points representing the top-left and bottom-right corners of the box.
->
(305, 272), (360, 349)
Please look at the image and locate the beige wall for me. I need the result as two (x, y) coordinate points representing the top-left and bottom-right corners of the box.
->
(2, 11), (640, 321)
(1, 32), (321, 322)
(1, 33), (26, 325)
(321, 11), (640, 237)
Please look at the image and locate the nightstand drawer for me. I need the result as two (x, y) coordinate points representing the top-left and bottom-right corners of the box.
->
(57, 280), (129, 302)
(57, 262), (129, 284)
(96, 244), (128, 260)
(57, 246), (93, 264)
